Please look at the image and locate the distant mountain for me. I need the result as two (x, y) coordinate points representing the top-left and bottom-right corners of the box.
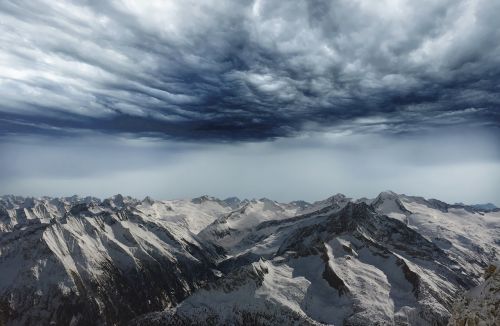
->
(471, 203), (498, 212)
(0, 192), (498, 325)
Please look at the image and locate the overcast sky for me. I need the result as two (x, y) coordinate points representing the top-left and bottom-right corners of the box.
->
(1, 0), (499, 204)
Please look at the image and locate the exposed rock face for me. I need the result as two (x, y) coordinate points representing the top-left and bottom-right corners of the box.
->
(448, 262), (500, 326)
(1, 192), (499, 326)
(130, 260), (321, 326)
(134, 197), (498, 326)
(0, 195), (223, 325)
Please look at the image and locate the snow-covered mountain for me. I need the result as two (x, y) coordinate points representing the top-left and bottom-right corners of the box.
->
(371, 191), (499, 278)
(0, 195), (226, 325)
(0, 192), (498, 325)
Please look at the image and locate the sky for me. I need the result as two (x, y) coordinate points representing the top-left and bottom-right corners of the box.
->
(0, 0), (499, 204)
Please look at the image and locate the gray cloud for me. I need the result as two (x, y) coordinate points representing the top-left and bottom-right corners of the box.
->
(0, 0), (499, 141)
(1, 129), (499, 204)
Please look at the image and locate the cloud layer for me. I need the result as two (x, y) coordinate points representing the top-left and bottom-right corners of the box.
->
(2, 129), (499, 204)
(1, 0), (499, 141)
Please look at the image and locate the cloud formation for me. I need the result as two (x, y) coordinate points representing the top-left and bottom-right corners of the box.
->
(2, 129), (499, 204)
(0, 0), (499, 141)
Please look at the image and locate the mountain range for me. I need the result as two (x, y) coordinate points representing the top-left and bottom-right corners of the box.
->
(0, 191), (498, 325)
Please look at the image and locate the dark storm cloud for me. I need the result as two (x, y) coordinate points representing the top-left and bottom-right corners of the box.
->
(0, 0), (499, 141)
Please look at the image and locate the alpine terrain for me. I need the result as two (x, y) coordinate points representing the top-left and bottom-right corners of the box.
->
(0, 192), (498, 326)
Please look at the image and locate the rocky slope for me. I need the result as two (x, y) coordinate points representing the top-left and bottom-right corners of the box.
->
(0, 192), (498, 325)
(135, 201), (495, 325)
(448, 261), (499, 326)
(0, 195), (227, 325)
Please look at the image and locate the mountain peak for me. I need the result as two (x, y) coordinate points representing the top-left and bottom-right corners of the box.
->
(471, 203), (498, 211)
(222, 197), (242, 209)
(102, 193), (135, 209)
(142, 196), (155, 205)
(191, 195), (219, 204)
(328, 193), (347, 200)
(376, 190), (399, 199)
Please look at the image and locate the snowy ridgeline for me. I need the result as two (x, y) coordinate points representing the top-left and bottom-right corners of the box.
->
(0, 192), (498, 326)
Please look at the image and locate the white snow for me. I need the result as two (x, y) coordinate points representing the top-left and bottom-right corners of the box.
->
(136, 198), (231, 234)
(1, 192), (499, 326)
